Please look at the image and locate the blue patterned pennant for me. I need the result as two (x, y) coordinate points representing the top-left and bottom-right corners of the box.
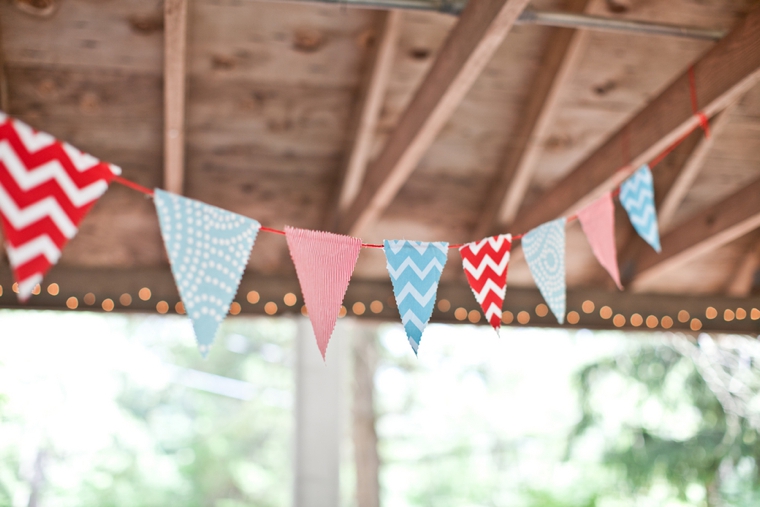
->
(619, 164), (661, 253)
(523, 218), (566, 324)
(154, 190), (260, 356)
(384, 240), (448, 354)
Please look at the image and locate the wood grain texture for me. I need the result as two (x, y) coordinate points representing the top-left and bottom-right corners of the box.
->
(726, 236), (760, 297)
(631, 176), (760, 287)
(510, 5), (760, 234)
(474, 0), (592, 237)
(164, 0), (188, 194)
(337, 0), (532, 236)
(325, 10), (401, 230)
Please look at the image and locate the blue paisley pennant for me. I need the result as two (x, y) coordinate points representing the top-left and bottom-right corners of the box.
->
(522, 218), (566, 324)
(154, 190), (260, 356)
(384, 240), (448, 354)
(619, 164), (661, 253)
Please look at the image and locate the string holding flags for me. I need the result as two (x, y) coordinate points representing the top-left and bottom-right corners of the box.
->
(154, 190), (261, 356)
(0, 114), (120, 301)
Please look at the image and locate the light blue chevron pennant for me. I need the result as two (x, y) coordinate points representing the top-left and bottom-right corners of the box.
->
(620, 164), (661, 253)
(155, 190), (260, 357)
(523, 218), (566, 324)
(384, 240), (448, 355)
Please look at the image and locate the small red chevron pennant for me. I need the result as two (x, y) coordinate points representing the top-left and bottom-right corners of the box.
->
(459, 234), (512, 331)
(0, 113), (120, 300)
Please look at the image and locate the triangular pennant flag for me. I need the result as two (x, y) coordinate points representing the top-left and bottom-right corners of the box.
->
(619, 164), (661, 253)
(522, 218), (566, 324)
(286, 227), (362, 359)
(577, 193), (622, 290)
(154, 190), (260, 356)
(0, 113), (120, 301)
(384, 240), (448, 354)
(459, 234), (512, 332)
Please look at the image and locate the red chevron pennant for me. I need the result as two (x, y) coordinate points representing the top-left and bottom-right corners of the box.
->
(459, 234), (512, 331)
(0, 113), (120, 300)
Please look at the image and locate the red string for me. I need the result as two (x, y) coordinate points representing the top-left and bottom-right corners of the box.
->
(688, 66), (710, 138)
(112, 175), (154, 196)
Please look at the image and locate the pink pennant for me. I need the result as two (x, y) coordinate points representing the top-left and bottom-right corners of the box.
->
(577, 193), (622, 290)
(286, 226), (362, 359)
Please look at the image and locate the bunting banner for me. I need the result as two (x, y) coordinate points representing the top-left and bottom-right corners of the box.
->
(523, 218), (566, 324)
(619, 164), (661, 253)
(384, 240), (448, 354)
(286, 227), (362, 359)
(459, 234), (512, 332)
(577, 193), (622, 289)
(0, 113), (120, 301)
(155, 190), (260, 356)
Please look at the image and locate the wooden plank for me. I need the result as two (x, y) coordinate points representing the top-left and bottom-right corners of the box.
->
(2, 266), (760, 334)
(658, 107), (736, 231)
(509, 6), (760, 235)
(630, 177), (760, 287)
(325, 10), (402, 230)
(474, 0), (592, 237)
(337, 0), (532, 236)
(164, 0), (188, 194)
(726, 237), (760, 297)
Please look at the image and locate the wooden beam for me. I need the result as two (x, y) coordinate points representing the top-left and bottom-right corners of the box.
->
(337, 0), (532, 236)
(726, 236), (760, 297)
(510, 6), (760, 234)
(630, 177), (760, 287)
(325, 10), (401, 230)
(2, 267), (760, 334)
(658, 107), (735, 231)
(164, 0), (188, 194)
(474, 0), (592, 238)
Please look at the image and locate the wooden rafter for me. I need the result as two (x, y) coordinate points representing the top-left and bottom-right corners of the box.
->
(164, 0), (188, 195)
(630, 177), (760, 287)
(337, 0), (532, 236)
(509, 6), (760, 235)
(325, 10), (401, 231)
(726, 236), (760, 297)
(474, 0), (592, 238)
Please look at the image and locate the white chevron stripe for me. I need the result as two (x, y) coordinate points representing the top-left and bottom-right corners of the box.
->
(464, 234), (509, 256)
(6, 234), (61, 266)
(0, 141), (109, 207)
(0, 184), (77, 238)
(62, 142), (100, 172)
(0, 111), (7, 124)
(396, 283), (437, 307)
(387, 240), (406, 254)
(13, 120), (56, 153)
(387, 240), (447, 256)
(462, 252), (510, 279)
(401, 309), (426, 331)
(386, 257), (444, 280)
(483, 303), (501, 321)
(17, 273), (42, 302)
(471, 279), (506, 304)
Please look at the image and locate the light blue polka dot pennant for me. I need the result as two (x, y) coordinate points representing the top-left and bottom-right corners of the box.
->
(619, 164), (661, 253)
(154, 190), (260, 356)
(522, 218), (566, 324)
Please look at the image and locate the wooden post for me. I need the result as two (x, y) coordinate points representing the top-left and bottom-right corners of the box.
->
(352, 323), (380, 507)
(164, 0), (188, 194)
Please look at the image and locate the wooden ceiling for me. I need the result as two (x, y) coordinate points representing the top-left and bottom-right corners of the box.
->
(1, 0), (760, 334)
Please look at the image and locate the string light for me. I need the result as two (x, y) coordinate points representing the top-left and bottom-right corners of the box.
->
(646, 315), (658, 328)
(705, 307), (717, 319)
(352, 302), (366, 315)
(120, 293), (132, 306)
(535, 304), (548, 317)
(66, 296), (78, 309)
(454, 308), (467, 321)
(175, 301), (185, 314)
(264, 302), (278, 315)
(736, 308), (747, 320)
(138, 288), (151, 301)
(690, 318), (702, 331)
(517, 311), (530, 325)
(0, 285), (3, 297)
(47, 283), (59, 296)
(437, 299), (451, 312)
(102, 299), (114, 312)
(338, 305), (347, 318)
(613, 314), (626, 327)
(502, 311), (514, 324)
(83, 293), (96, 305)
(229, 302), (242, 315)
(661, 316), (673, 329)
(582, 300), (595, 314)
(370, 300), (383, 313)
(752, 308), (760, 320)
(156, 301), (169, 314)
(301, 305), (308, 316)
(678, 310), (690, 323)
(468, 310), (481, 323)
(724, 309), (735, 322)
(283, 293), (297, 306)
(600, 306), (612, 319)
(12, 283), (18, 293)
(567, 311), (580, 324)
(630, 313), (643, 327)
(32, 284), (40, 295)
(247, 291), (260, 304)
